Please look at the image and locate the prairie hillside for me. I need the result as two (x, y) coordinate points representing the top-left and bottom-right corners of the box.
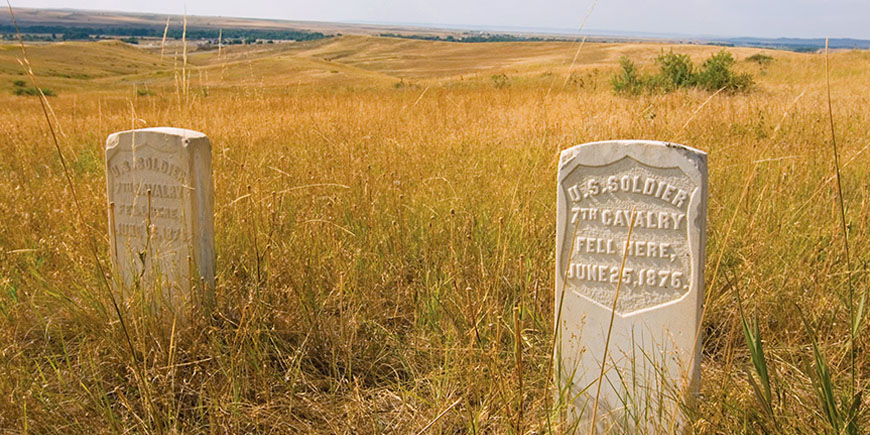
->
(1, 35), (870, 433)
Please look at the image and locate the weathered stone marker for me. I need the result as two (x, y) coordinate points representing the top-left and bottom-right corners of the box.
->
(555, 140), (707, 430)
(106, 127), (214, 312)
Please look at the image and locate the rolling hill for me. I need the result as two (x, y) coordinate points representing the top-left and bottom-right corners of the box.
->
(0, 34), (805, 94)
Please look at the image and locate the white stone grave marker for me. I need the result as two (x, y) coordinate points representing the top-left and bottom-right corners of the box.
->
(106, 127), (214, 311)
(555, 140), (707, 430)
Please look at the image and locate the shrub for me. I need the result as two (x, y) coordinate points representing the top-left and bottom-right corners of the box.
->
(12, 80), (26, 87)
(610, 56), (644, 95)
(655, 51), (695, 90)
(611, 49), (754, 96)
(491, 73), (509, 89)
(747, 53), (774, 66)
(13, 86), (55, 96)
(696, 50), (754, 92)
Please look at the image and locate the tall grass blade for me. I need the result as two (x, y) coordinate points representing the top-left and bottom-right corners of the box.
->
(160, 16), (169, 60)
(589, 208), (636, 433)
(853, 291), (865, 338)
(799, 308), (847, 434)
(823, 37), (861, 435)
(824, 37), (856, 398)
(736, 289), (776, 425)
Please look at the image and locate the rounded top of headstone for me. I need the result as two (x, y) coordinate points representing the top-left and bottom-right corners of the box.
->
(136, 127), (207, 139)
(559, 140), (706, 174)
(108, 127), (207, 141)
(106, 127), (209, 153)
(562, 140), (706, 155)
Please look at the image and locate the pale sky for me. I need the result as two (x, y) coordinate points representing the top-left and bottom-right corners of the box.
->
(8, 0), (870, 39)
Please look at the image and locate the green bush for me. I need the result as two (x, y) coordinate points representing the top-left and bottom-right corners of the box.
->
(610, 56), (644, 95)
(491, 73), (509, 89)
(696, 50), (754, 92)
(655, 51), (695, 90)
(13, 86), (55, 96)
(611, 49), (754, 96)
(12, 80), (26, 87)
(747, 53), (774, 66)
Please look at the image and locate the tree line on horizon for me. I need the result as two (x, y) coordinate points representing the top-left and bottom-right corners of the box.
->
(0, 25), (329, 43)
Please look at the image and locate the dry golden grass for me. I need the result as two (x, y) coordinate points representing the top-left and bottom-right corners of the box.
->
(0, 35), (869, 433)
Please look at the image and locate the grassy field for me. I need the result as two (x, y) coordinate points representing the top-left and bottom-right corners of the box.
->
(1, 34), (869, 433)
